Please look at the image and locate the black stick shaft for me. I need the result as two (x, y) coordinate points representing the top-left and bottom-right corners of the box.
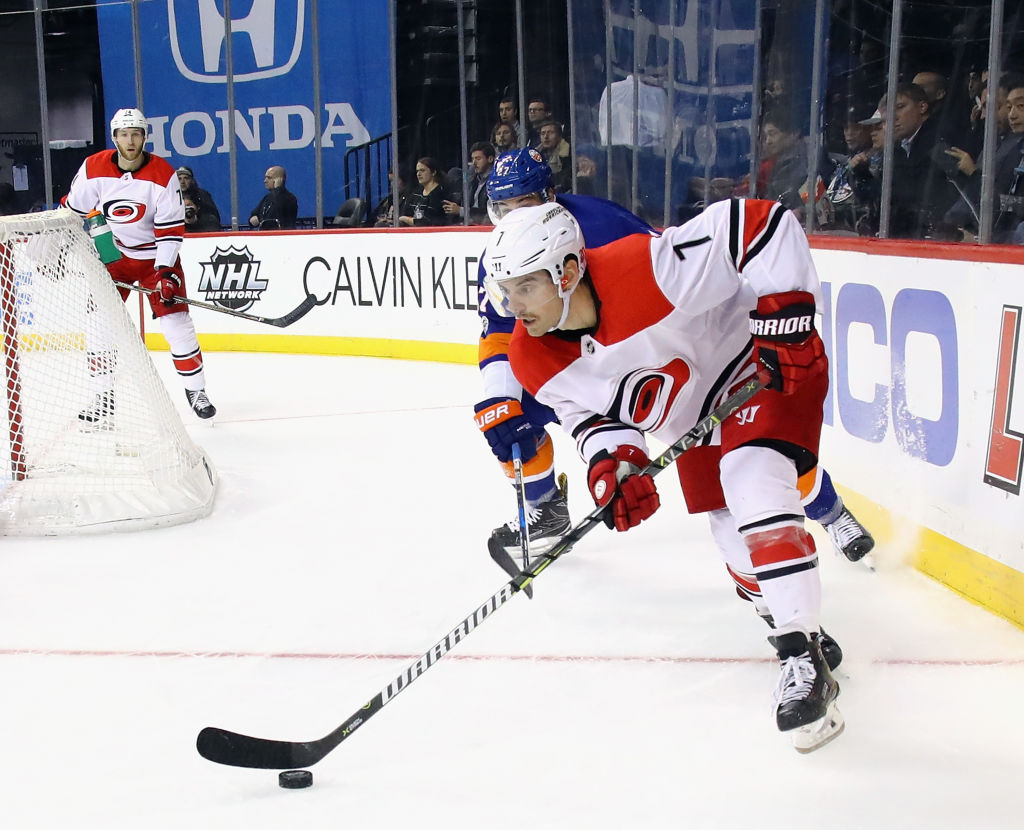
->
(196, 377), (764, 769)
(113, 280), (316, 328)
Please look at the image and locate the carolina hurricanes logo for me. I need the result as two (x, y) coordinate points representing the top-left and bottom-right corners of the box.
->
(615, 358), (691, 432)
(103, 199), (147, 223)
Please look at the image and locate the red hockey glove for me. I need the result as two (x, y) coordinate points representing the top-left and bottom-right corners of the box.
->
(155, 267), (182, 307)
(474, 397), (538, 464)
(587, 445), (660, 532)
(748, 291), (827, 394)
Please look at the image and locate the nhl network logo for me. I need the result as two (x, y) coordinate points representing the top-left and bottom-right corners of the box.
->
(198, 245), (269, 312)
(167, 0), (305, 83)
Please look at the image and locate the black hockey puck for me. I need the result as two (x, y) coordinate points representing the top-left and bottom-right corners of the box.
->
(278, 769), (313, 789)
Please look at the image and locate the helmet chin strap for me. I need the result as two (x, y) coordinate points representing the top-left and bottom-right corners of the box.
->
(548, 294), (572, 332)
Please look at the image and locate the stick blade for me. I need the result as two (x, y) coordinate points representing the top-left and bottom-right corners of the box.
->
(487, 536), (533, 599)
(196, 726), (324, 769)
(264, 294), (317, 327)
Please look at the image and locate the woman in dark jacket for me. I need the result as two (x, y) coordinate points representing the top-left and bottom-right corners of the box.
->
(399, 157), (449, 226)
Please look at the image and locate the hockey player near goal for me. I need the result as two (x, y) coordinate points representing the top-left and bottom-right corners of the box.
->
(483, 200), (847, 751)
(63, 108), (216, 420)
(476, 149), (874, 568)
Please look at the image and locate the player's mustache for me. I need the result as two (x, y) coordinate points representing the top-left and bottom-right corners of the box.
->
(516, 291), (561, 319)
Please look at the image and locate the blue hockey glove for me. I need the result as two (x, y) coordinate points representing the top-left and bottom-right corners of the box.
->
(474, 397), (538, 463)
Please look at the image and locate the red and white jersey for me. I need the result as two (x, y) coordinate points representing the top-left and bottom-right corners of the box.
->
(65, 151), (185, 268)
(508, 199), (823, 464)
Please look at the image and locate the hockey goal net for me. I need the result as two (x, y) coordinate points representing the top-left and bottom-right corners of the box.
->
(0, 208), (217, 534)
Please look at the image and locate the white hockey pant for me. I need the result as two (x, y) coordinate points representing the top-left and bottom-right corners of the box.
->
(709, 445), (821, 638)
(160, 311), (206, 392)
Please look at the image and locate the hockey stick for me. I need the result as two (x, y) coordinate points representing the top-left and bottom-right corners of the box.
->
(487, 441), (536, 598)
(113, 280), (317, 328)
(195, 376), (764, 770)
(511, 443), (531, 572)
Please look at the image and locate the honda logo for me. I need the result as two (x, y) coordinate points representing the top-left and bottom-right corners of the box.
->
(167, 0), (305, 84)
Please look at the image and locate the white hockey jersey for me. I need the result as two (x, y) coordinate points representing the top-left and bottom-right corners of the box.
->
(65, 151), (185, 268)
(507, 199), (823, 464)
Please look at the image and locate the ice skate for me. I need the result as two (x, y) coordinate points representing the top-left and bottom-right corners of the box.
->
(769, 631), (845, 753)
(825, 505), (874, 562)
(760, 612), (842, 671)
(490, 474), (569, 560)
(186, 388), (216, 420)
(78, 391), (115, 425)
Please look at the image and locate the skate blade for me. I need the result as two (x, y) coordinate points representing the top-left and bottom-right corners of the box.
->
(792, 701), (845, 754)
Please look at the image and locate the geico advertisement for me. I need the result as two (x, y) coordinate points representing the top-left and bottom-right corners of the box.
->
(813, 248), (1024, 571)
(179, 230), (490, 342)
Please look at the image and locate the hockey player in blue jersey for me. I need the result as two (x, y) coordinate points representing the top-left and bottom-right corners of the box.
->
(473, 149), (874, 579)
(474, 149), (657, 558)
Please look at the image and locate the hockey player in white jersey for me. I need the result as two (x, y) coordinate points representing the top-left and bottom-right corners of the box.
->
(64, 108), (215, 420)
(476, 150), (874, 570)
(483, 200), (845, 752)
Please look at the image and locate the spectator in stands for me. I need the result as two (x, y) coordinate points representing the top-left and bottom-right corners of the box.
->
(491, 122), (518, 155)
(176, 166), (221, 230)
(537, 120), (572, 192)
(841, 101), (875, 159)
(966, 74), (1012, 157)
(399, 157), (449, 227)
(887, 82), (958, 238)
(848, 106), (886, 235)
(443, 142), (495, 224)
(914, 70), (969, 149)
(249, 166), (297, 230)
(850, 37), (888, 116)
(575, 153), (598, 196)
(525, 97), (554, 147)
(373, 167), (410, 227)
(825, 101), (879, 232)
(758, 106), (810, 207)
(943, 73), (1024, 242)
(596, 73), (668, 148)
(498, 98), (522, 144)
(183, 195), (220, 233)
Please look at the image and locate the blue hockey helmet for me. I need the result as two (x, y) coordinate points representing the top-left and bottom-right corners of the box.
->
(486, 147), (553, 203)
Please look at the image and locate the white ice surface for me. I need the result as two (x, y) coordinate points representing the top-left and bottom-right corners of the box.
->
(1, 353), (1022, 830)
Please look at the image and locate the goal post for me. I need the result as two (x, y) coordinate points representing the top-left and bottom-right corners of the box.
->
(0, 208), (217, 535)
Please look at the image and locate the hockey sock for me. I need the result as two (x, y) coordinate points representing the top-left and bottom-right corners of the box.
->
(742, 525), (821, 636)
(503, 434), (556, 505)
(802, 468), (843, 524)
(524, 473), (557, 507)
(159, 311), (206, 391)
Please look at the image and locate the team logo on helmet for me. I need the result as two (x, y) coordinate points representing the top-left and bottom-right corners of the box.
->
(528, 148), (543, 163)
(493, 154), (515, 177)
(109, 108), (148, 137)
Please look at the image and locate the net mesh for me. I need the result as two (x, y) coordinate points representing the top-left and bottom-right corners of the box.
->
(0, 208), (217, 534)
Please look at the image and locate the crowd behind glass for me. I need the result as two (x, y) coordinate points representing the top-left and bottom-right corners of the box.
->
(6, 1), (1023, 247)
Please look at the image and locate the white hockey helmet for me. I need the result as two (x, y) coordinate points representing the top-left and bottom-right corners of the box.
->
(483, 202), (586, 326)
(109, 108), (148, 140)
